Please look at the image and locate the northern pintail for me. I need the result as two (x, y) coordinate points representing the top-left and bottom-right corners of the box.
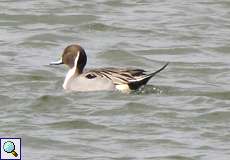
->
(50, 44), (168, 93)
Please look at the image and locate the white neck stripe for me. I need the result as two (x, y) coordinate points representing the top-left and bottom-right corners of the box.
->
(63, 51), (80, 89)
(74, 51), (80, 69)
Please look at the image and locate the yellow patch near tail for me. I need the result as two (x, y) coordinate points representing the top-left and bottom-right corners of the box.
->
(115, 84), (131, 93)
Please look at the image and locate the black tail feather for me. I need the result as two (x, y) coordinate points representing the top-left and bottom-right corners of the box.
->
(148, 62), (169, 78)
(128, 63), (169, 90)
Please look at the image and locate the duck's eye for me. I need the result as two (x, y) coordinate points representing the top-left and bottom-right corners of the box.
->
(86, 73), (97, 79)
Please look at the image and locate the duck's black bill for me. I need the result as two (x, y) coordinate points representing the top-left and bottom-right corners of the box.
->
(50, 59), (63, 65)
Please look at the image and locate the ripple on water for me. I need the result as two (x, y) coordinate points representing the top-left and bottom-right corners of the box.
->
(80, 22), (153, 35)
(29, 95), (70, 112)
(134, 85), (164, 95)
(97, 49), (148, 67)
(46, 119), (107, 130)
(196, 110), (230, 122)
(0, 14), (98, 25)
(90, 102), (154, 116)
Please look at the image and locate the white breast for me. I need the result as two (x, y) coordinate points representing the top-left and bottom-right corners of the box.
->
(66, 74), (115, 91)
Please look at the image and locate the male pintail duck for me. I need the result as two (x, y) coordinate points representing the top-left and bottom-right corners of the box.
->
(50, 44), (168, 93)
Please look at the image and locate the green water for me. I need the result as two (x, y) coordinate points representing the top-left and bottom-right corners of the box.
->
(0, 0), (230, 160)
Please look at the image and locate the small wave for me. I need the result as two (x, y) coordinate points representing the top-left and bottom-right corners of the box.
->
(196, 110), (230, 122)
(46, 119), (106, 129)
(134, 85), (165, 95)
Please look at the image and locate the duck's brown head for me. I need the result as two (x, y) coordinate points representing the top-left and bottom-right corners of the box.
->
(50, 44), (87, 74)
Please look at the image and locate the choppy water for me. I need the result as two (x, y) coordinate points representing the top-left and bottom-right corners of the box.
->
(1, 0), (230, 159)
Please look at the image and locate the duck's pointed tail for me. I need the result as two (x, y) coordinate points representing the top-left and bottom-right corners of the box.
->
(147, 62), (169, 78)
(128, 63), (169, 90)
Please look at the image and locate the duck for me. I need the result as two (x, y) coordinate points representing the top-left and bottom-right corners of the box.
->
(50, 44), (168, 93)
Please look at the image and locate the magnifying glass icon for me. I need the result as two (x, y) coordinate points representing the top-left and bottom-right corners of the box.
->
(3, 141), (18, 157)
